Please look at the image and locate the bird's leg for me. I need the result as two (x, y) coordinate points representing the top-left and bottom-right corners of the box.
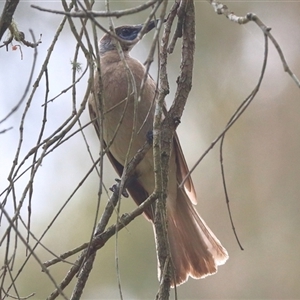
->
(109, 178), (129, 198)
(146, 130), (153, 144)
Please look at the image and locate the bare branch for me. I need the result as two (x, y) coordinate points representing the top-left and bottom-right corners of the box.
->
(180, 0), (300, 188)
(154, 0), (195, 297)
(47, 139), (156, 299)
(0, 30), (38, 125)
(0, 0), (19, 40)
(208, 0), (300, 87)
(31, 0), (159, 18)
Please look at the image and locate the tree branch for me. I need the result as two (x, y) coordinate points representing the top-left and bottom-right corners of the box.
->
(0, 0), (19, 41)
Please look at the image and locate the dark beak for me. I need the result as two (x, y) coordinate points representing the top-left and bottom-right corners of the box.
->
(144, 18), (166, 33)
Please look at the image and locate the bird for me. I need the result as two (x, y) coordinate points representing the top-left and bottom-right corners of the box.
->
(88, 20), (229, 286)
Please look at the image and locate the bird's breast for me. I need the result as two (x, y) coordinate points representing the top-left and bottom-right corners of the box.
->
(100, 57), (156, 167)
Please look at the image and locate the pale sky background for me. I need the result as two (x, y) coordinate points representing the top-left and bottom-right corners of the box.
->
(1, 1), (300, 299)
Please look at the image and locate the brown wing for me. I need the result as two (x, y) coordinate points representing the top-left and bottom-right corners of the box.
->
(160, 102), (197, 204)
(174, 133), (197, 205)
(89, 98), (194, 216)
(106, 150), (154, 221)
(88, 101), (154, 220)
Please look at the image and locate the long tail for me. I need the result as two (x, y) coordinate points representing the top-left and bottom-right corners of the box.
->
(165, 188), (228, 286)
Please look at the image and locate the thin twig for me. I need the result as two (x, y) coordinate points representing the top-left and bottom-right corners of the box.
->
(208, 0), (300, 87)
(47, 139), (155, 299)
(180, 1), (300, 188)
(0, 29), (38, 125)
(31, 0), (158, 18)
(219, 30), (270, 251)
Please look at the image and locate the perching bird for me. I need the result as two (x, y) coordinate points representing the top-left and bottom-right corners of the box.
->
(88, 20), (228, 286)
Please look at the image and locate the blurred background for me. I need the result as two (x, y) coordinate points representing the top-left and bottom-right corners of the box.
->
(1, 1), (300, 299)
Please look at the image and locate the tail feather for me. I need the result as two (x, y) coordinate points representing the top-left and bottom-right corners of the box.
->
(166, 188), (228, 286)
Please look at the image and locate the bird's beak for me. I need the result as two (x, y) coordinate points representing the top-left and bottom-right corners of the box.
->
(144, 18), (166, 34)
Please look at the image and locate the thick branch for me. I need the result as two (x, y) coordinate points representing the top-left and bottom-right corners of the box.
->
(0, 0), (19, 41)
(154, 0), (195, 298)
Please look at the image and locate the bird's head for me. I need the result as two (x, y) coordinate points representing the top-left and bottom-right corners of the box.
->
(99, 20), (160, 55)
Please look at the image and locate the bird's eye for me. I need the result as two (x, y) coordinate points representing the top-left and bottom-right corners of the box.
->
(117, 27), (139, 41)
(120, 28), (132, 38)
